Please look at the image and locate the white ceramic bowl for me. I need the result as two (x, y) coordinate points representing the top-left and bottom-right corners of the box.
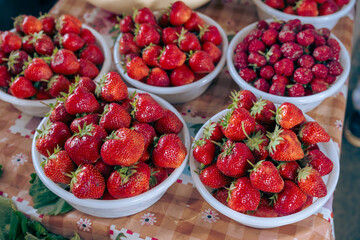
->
(0, 25), (111, 118)
(189, 108), (339, 228)
(31, 88), (191, 218)
(253, 0), (355, 30)
(113, 12), (228, 104)
(227, 20), (351, 113)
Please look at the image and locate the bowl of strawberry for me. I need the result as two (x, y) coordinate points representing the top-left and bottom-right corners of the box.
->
(0, 14), (111, 117)
(253, 0), (356, 29)
(227, 19), (350, 113)
(113, 1), (228, 104)
(189, 90), (339, 228)
(31, 72), (190, 218)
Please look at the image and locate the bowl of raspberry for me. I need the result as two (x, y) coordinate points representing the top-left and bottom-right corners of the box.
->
(113, 1), (228, 104)
(189, 90), (339, 228)
(31, 73), (191, 217)
(226, 19), (350, 113)
(253, 0), (355, 30)
(0, 14), (111, 117)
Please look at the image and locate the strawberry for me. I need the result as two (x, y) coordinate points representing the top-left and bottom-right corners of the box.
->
(297, 165), (327, 197)
(184, 12), (205, 32)
(61, 32), (85, 52)
(65, 86), (100, 115)
(42, 148), (75, 184)
(20, 15), (43, 35)
(146, 67), (170, 87)
(47, 75), (71, 98)
(306, 149), (333, 176)
(158, 12), (170, 28)
(35, 82), (52, 100)
(96, 71), (128, 102)
(77, 76), (97, 93)
(277, 161), (300, 181)
(57, 14), (82, 35)
(132, 122), (157, 149)
(154, 109), (183, 134)
(269, 82), (286, 96)
(0, 65), (11, 87)
(170, 64), (195, 86)
(203, 121), (225, 142)
(152, 134), (187, 168)
(267, 127), (304, 161)
(0, 31), (22, 54)
(99, 103), (131, 132)
(149, 165), (168, 189)
(35, 121), (72, 157)
(192, 138), (216, 166)
(70, 113), (100, 133)
(101, 128), (145, 166)
(280, 42), (303, 61)
(299, 121), (330, 145)
(80, 28), (96, 44)
(93, 158), (114, 179)
(293, 67), (313, 85)
(134, 23), (161, 48)
(244, 131), (269, 161)
(264, 0), (285, 9)
(177, 28), (201, 52)
(9, 76), (37, 99)
(107, 162), (151, 198)
(40, 15), (56, 36)
(131, 93), (165, 123)
(0, 50), (6, 65)
(161, 27), (181, 45)
(32, 32), (55, 56)
(80, 44), (104, 66)
(199, 25), (222, 46)
(24, 58), (53, 82)
(188, 50), (215, 74)
(119, 15), (135, 33)
(212, 188), (229, 205)
(142, 44), (161, 67)
(169, 1), (192, 26)
(217, 141), (254, 178)
(250, 98), (276, 129)
(228, 90), (257, 111)
(239, 68), (257, 82)
(65, 123), (107, 165)
(262, 29), (278, 46)
(227, 177), (261, 212)
(51, 49), (80, 75)
(70, 164), (105, 199)
(254, 78), (270, 93)
(297, 54), (315, 69)
(48, 101), (74, 125)
(251, 197), (278, 217)
(77, 59), (99, 79)
(311, 63), (329, 79)
(274, 58), (294, 77)
(276, 102), (305, 129)
(126, 55), (150, 81)
(198, 163), (231, 189)
(159, 44), (186, 70)
(296, 0), (319, 16)
(249, 160), (284, 193)
(133, 7), (157, 25)
(202, 41), (222, 64)
(221, 108), (256, 142)
(319, 0), (339, 15)
(273, 180), (307, 215)
(118, 33), (140, 55)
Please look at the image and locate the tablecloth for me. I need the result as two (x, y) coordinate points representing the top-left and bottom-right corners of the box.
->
(0, 0), (354, 239)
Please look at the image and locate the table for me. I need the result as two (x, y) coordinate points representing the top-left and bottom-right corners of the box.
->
(0, 0), (354, 239)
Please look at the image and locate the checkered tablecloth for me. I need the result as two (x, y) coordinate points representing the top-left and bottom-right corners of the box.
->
(0, 0), (354, 239)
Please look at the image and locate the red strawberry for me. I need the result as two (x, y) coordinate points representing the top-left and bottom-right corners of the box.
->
(149, 165), (168, 189)
(107, 162), (151, 198)
(24, 58), (53, 82)
(229, 90), (257, 111)
(47, 75), (71, 98)
(0, 31), (22, 54)
(101, 128), (145, 166)
(188, 50), (215, 74)
(99, 103), (131, 132)
(264, 0), (285, 9)
(119, 15), (135, 33)
(19, 15), (43, 35)
(278, 161), (300, 181)
(61, 32), (85, 52)
(221, 108), (256, 142)
(159, 44), (186, 70)
(280, 42), (303, 61)
(0, 65), (11, 87)
(199, 163), (231, 189)
(274, 58), (294, 77)
(9, 76), (37, 99)
(228, 177), (261, 212)
(299, 121), (330, 145)
(35, 82), (52, 100)
(154, 109), (183, 135)
(57, 14), (82, 35)
(40, 15), (56, 36)
(199, 25), (222, 46)
(306, 149), (333, 176)
(118, 33), (140, 55)
(267, 127), (304, 161)
(133, 7), (157, 25)
(146, 67), (170, 87)
(250, 98), (276, 129)
(202, 41), (222, 64)
(152, 134), (187, 168)
(77, 76), (96, 93)
(96, 71), (128, 102)
(35, 121), (72, 157)
(70, 113), (100, 133)
(158, 12), (170, 28)
(132, 122), (157, 149)
(203, 121), (224, 142)
(32, 32), (55, 56)
(65, 86), (100, 115)
(212, 188), (229, 205)
(43, 148), (75, 184)
(297, 54), (315, 69)
(293, 67), (313, 85)
(297, 166), (327, 198)
(177, 28), (201, 52)
(251, 197), (278, 217)
(77, 59), (99, 79)
(184, 12), (205, 32)
(276, 102), (305, 129)
(65, 123), (107, 165)
(131, 93), (165, 123)
(319, 0), (339, 15)
(70, 164), (105, 199)
(80, 44), (104, 66)
(134, 23), (160, 48)
(169, 1), (192, 26)
(126, 55), (150, 81)
(249, 160), (284, 193)
(217, 140), (255, 178)
(170, 64), (195, 86)
(273, 180), (307, 215)
(51, 49), (80, 75)
(244, 131), (269, 161)
(296, 0), (319, 16)
(142, 44), (161, 67)
(48, 101), (74, 125)
(93, 158), (114, 179)
(161, 27), (181, 45)
(80, 28), (96, 44)
(192, 138), (216, 166)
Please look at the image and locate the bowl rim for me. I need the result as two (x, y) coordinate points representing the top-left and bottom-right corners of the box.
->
(113, 11), (229, 95)
(31, 87), (191, 209)
(253, 0), (356, 21)
(189, 108), (340, 228)
(226, 19), (351, 105)
(0, 24), (112, 108)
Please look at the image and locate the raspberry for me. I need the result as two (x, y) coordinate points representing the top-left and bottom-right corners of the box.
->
(302, 24), (315, 31)
(254, 78), (270, 92)
(311, 63), (329, 79)
(287, 83), (305, 97)
(314, 34), (326, 47)
(324, 75), (336, 84)
(269, 21), (284, 31)
(293, 67), (313, 85)
(235, 42), (248, 53)
(274, 58), (294, 77)
(317, 28), (331, 40)
(281, 19), (302, 32)
(256, 20), (269, 31)
(239, 68), (257, 82)
(244, 29), (262, 44)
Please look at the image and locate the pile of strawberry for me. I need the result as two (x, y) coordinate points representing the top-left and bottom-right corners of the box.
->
(0, 13), (104, 100)
(263, 0), (350, 16)
(117, 1), (223, 87)
(233, 19), (344, 97)
(35, 71), (187, 200)
(193, 90), (334, 217)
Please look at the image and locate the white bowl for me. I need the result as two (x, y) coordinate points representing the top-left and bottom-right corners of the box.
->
(226, 20), (351, 113)
(113, 12), (228, 104)
(189, 108), (339, 228)
(31, 88), (190, 218)
(0, 25), (111, 118)
(253, 0), (355, 30)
